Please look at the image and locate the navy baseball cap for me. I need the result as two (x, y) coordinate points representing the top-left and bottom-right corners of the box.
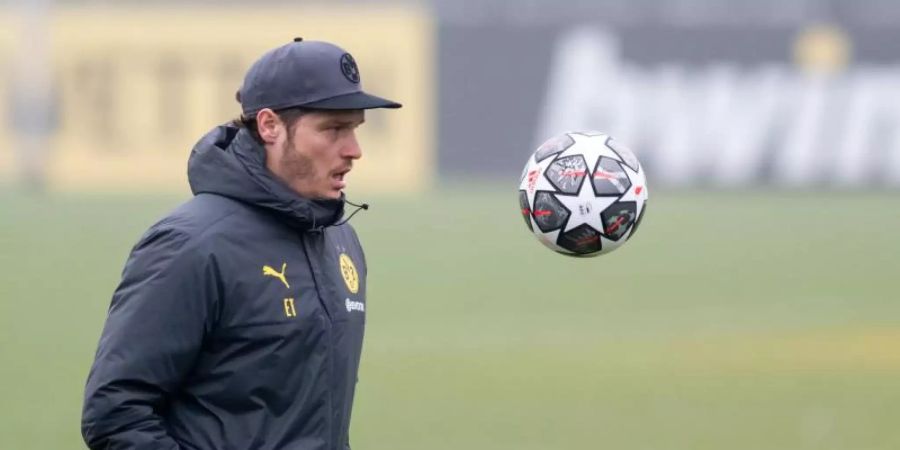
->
(238, 37), (402, 116)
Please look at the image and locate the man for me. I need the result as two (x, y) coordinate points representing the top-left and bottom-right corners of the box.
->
(81, 38), (401, 450)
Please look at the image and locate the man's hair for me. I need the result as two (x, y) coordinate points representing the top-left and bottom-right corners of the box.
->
(232, 107), (310, 145)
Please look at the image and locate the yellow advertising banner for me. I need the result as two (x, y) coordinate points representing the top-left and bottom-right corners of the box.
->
(1, 6), (434, 193)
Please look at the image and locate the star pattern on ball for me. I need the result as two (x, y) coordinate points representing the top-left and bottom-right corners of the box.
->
(559, 134), (624, 171)
(520, 132), (648, 256)
(537, 229), (567, 253)
(519, 155), (558, 207)
(554, 177), (618, 233)
(616, 162), (649, 228)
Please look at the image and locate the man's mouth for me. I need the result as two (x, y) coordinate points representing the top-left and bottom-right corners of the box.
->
(331, 169), (351, 189)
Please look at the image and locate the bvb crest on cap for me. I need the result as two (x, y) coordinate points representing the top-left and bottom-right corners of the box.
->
(340, 53), (361, 84)
(237, 39), (399, 113)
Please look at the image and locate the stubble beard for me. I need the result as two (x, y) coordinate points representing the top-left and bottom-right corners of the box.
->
(280, 137), (319, 198)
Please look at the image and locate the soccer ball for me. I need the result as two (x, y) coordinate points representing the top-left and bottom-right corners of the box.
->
(518, 132), (648, 257)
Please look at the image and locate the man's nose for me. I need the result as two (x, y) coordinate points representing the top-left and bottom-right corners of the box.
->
(343, 133), (362, 160)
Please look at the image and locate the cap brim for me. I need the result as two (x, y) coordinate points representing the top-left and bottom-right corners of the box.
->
(302, 91), (402, 110)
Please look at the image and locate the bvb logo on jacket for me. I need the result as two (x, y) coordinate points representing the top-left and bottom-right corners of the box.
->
(339, 253), (365, 313)
(339, 253), (359, 294)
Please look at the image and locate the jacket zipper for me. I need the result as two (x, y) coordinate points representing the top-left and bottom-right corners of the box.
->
(300, 231), (340, 450)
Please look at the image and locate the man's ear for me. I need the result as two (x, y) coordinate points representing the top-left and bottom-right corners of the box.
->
(255, 109), (282, 145)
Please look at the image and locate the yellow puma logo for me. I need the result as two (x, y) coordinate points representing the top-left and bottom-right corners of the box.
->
(262, 263), (290, 289)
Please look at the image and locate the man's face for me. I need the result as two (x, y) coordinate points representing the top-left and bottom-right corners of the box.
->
(265, 109), (365, 200)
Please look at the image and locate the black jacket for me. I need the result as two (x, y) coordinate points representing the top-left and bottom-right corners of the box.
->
(82, 125), (368, 450)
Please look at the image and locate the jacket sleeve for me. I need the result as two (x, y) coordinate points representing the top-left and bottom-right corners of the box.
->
(81, 225), (220, 449)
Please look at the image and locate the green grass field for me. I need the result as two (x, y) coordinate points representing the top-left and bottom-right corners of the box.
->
(2, 188), (899, 449)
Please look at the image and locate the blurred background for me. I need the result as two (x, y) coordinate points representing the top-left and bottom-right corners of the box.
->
(1, 0), (899, 449)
